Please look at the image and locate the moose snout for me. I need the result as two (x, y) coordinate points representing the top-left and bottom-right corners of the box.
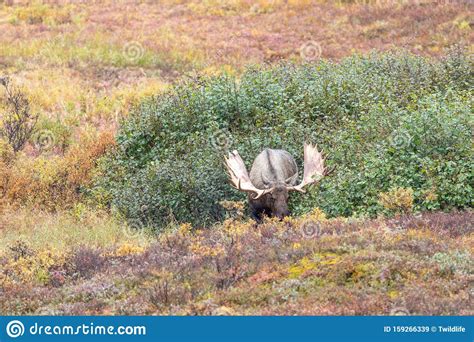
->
(275, 210), (290, 221)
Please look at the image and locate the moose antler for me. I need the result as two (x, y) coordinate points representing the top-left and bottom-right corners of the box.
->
(287, 143), (326, 193)
(224, 150), (271, 199)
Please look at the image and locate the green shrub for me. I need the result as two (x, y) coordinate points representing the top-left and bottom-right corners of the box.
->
(94, 49), (473, 231)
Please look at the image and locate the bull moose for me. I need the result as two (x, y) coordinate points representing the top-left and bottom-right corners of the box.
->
(224, 143), (326, 221)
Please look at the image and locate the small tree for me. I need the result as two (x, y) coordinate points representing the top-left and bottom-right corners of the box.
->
(0, 76), (38, 152)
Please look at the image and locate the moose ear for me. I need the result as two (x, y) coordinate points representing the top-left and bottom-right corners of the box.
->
(285, 173), (298, 186)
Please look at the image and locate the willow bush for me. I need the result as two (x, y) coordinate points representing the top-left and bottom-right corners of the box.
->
(93, 49), (473, 230)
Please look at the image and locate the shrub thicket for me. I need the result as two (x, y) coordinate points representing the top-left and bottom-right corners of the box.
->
(94, 49), (473, 230)
(0, 131), (115, 209)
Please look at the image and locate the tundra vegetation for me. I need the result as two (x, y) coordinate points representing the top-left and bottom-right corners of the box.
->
(0, 0), (472, 315)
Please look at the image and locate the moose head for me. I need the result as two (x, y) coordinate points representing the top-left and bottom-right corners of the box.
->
(225, 143), (327, 221)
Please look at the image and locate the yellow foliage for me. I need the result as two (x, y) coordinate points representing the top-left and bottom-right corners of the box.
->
(186, 0), (289, 15)
(313, 252), (342, 266)
(12, 4), (73, 25)
(422, 189), (438, 202)
(282, 215), (296, 224)
(352, 262), (376, 281)
(190, 236), (225, 258)
(115, 243), (145, 257)
(388, 290), (399, 299)
(0, 138), (15, 164)
(305, 207), (327, 221)
(378, 187), (414, 213)
(292, 242), (302, 250)
(288, 256), (317, 278)
(201, 65), (237, 77)
(406, 229), (437, 241)
(3, 249), (66, 285)
(287, 0), (311, 9)
(220, 200), (246, 220)
(222, 219), (254, 238)
(178, 222), (193, 236)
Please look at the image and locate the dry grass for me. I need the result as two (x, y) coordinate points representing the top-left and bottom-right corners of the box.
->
(0, 206), (151, 255)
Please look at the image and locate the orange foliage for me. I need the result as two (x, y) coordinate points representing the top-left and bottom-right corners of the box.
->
(63, 130), (116, 190)
(0, 131), (115, 209)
